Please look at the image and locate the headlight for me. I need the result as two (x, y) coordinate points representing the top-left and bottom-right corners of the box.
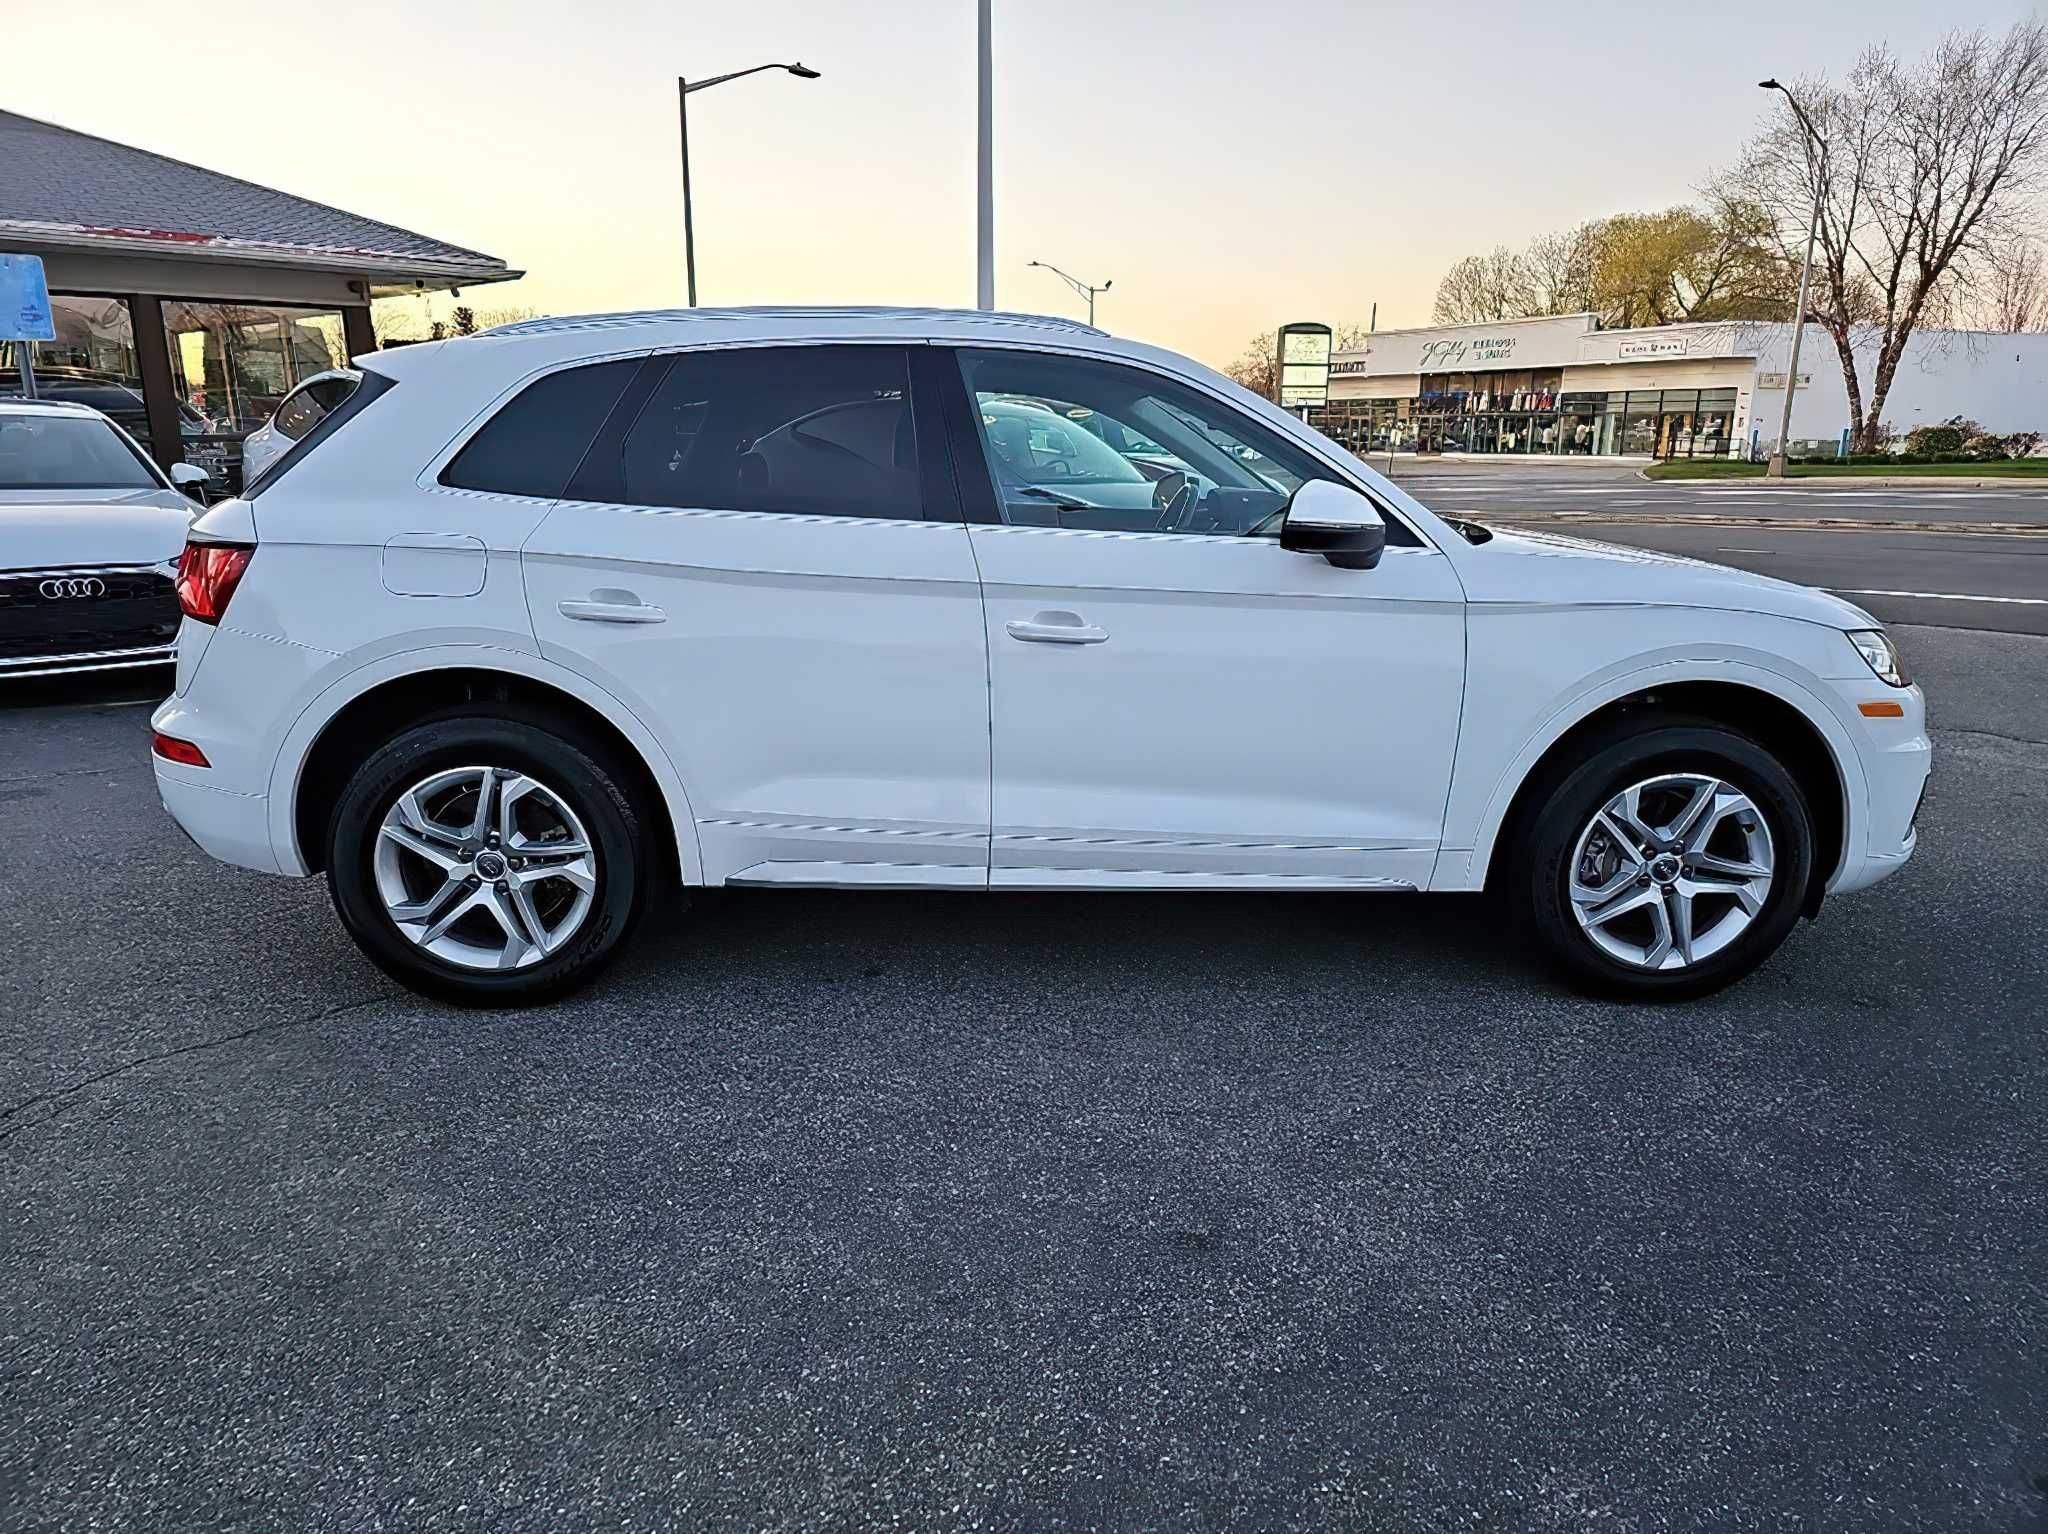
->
(1849, 629), (1907, 687)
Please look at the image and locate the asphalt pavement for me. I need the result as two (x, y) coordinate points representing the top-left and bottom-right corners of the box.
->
(1385, 459), (2048, 636)
(4, 607), (2045, 1531)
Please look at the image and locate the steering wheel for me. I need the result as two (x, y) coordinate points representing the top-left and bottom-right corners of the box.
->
(1152, 473), (1199, 532)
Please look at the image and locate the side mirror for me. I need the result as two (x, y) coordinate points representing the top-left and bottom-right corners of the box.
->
(1280, 480), (1387, 570)
(170, 462), (211, 488)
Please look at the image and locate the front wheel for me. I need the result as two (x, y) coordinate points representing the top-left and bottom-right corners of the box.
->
(326, 708), (651, 1006)
(1519, 720), (1817, 1000)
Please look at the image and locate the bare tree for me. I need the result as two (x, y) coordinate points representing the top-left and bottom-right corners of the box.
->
(1524, 221), (1604, 315)
(1430, 247), (1536, 325)
(1430, 207), (1784, 328)
(471, 304), (540, 331)
(1222, 334), (1278, 401)
(1721, 22), (2048, 450)
(1967, 234), (2048, 330)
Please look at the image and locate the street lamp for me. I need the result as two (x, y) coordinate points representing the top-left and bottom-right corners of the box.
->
(977, 0), (993, 309)
(1027, 261), (1112, 326)
(1760, 77), (1826, 478)
(678, 62), (821, 306)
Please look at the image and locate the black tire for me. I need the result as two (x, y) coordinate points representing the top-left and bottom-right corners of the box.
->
(325, 705), (651, 1006)
(1518, 716), (1816, 1000)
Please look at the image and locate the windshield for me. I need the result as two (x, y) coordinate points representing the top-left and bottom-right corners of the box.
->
(0, 413), (161, 491)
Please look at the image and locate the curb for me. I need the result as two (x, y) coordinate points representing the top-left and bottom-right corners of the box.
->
(1483, 511), (2048, 536)
(1634, 470), (2048, 490)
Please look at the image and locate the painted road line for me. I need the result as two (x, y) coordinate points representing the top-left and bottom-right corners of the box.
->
(1840, 589), (2048, 606)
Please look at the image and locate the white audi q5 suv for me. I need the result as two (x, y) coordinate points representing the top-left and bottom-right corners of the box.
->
(151, 307), (1929, 1005)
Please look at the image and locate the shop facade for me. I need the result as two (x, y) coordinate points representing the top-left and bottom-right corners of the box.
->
(1, 110), (517, 490)
(1308, 313), (1761, 460)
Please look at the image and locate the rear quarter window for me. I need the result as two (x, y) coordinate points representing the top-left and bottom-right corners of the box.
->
(439, 360), (640, 500)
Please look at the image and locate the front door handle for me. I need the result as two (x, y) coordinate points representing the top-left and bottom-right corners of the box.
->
(559, 596), (666, 625)
(1005, 611), (1108, 645)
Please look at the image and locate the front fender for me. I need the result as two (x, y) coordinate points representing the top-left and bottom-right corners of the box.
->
(1433, 642), (1868, 893)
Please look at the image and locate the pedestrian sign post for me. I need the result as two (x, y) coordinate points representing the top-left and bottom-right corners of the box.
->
(1, 253), (56, 399)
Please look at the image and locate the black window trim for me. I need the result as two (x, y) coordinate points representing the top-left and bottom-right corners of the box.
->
(929, 341), (1433, 550)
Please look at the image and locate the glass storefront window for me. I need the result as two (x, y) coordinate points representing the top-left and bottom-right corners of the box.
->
(1311, 379), (1741, 460)
(0, 295), (148, 441)
(161, 301), (347, 490)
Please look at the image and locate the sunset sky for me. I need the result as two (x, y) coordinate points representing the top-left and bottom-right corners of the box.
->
(8, 0), (2028, 366)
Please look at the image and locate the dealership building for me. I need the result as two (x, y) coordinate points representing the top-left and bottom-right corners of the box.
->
(1307, 311), (2048, 460)
(0, 109), (517, 489)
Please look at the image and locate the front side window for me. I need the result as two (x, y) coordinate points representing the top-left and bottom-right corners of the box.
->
(0, 413), (160, 490)
(954, 349), (1331, 537)
(611, 345), (922, 520)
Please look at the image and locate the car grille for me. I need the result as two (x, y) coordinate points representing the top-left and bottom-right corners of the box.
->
(0, 565), (181, 666)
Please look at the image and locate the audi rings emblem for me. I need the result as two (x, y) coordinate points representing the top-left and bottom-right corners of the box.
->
(38, 577), (107, 600)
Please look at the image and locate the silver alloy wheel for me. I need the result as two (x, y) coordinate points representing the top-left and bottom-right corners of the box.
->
(1567, 773), (1775, 972)
(371, 765), (599, 972)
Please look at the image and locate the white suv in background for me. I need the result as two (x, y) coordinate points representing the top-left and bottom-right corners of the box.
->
(237, 367), (360, 485)
(151, 308), (1929, 1005)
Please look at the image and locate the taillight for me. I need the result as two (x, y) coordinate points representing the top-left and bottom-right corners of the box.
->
(151, 731), (211, 768)
(175, 541), (254, 624)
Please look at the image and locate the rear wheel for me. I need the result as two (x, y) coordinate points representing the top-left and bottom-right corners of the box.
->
(326, 708), (650, 1005)
(1519, 720), (1816, 999)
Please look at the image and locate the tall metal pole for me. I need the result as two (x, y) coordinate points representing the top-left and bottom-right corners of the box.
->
(976, 0), (994, 309)
(679, 78), (698, 307)
(1769, 201), (1818, 477)
(1761, 78), (1824, 479)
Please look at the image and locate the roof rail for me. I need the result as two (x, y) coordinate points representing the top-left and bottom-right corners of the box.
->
(481, 305), (1107, 339)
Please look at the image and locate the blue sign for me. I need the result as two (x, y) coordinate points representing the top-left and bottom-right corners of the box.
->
(0, 254), (56, 341)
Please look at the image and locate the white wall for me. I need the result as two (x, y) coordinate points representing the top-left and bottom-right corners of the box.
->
(1749, 325), (2048, 451)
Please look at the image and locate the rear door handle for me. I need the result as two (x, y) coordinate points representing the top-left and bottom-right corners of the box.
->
(1005, 611), (1108, 645)
(559, 597), (666, 625)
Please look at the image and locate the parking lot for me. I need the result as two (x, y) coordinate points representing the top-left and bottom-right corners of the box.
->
(5, 483), (2047, 1530)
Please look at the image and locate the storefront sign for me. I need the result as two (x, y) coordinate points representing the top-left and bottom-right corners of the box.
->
(0, 254), (55, 341)
(1276, 321), (1333, 408)
(1419, 335), (1517, 369)
(1618, 336), (1688, 360)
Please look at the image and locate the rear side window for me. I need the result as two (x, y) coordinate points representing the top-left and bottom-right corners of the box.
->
(607, 345), (923, 520)
(440, 359), (639, 499)
(271, 375), (359, 441)
(271, 387), (320, 441)
(245, 369), (395, 497)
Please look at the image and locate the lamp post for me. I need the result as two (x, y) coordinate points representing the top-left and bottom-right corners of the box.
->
(1026, 261), (1111, 326)
(977, 0), (994, 309)
(679, 62), (821, 306)
(1760, 77), (1825, 479)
